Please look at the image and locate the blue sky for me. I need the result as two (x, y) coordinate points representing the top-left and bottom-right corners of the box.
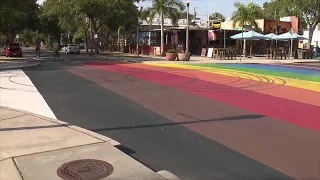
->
(138, 0), (270, 20)
(38, 0), (270, 20)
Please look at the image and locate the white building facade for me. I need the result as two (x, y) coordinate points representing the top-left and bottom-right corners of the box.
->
(303, 24), (320, 47)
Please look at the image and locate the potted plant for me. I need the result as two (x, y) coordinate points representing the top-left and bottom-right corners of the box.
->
(166, 49), (177, 61)
(177, 50), (190, 61)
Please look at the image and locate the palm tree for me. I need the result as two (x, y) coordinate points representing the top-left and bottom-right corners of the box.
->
(144, 0), (185, 54)
(209, 12), (226, 22)
(231, 2), (264, 29)
(179, 11), (195, 20)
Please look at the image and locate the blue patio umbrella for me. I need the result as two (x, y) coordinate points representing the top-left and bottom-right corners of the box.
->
(272, 31), (307, 40)
(271, 31), (308, 58)
(264, 33), (277, 40)
(231, 30), (266, 57)
(231, 30), (267, 40)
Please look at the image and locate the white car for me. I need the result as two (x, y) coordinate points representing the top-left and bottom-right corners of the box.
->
(61, 44), (80, 54)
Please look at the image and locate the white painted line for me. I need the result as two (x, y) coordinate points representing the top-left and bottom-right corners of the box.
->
(0, 69), (56, 119)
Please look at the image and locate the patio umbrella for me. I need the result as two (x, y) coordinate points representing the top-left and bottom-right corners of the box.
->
(271, 31), (308, 58)
(272, 32), (307, 40)
(231, 30), (267, 57)
(264, 33), (277, 40)
(231, 30), (267, 40)
(264, 33), (278, 48)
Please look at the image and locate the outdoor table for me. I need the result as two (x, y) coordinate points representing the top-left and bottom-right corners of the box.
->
(216, 48), (237, 60)
(226, 49), (237, 59)
(272, 49), (287, 59)
(217, 48), (228, 59)
(300, 49), (313, 59)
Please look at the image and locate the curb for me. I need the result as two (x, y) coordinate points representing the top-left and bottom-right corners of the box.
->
(0, 106), (120, 146)
(1, 107), (181, 180)
(0, 62), (41, 70)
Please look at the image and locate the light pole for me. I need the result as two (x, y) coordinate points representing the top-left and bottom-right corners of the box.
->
(186, 0), (190, 54)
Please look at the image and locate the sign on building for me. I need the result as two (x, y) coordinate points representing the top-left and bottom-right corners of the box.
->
(210, 22), (221, 30)
(264, 20), (292, 34)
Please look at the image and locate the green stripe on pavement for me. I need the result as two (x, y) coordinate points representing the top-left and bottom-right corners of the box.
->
(187, 64), (320, 82)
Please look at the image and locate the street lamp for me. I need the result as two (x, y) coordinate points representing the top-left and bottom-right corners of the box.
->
(186, 0), (190, 54)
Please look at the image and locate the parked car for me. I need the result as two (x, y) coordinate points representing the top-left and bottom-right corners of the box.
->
(5, 43), (23, 57)
(61, 44), (80, 54)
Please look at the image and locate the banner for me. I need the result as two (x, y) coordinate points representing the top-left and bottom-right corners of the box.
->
(264, 20), (292, 34)
(208, 30), (217, 41)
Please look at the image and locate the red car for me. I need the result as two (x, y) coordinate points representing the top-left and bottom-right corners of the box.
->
(5, 43), (23, 57)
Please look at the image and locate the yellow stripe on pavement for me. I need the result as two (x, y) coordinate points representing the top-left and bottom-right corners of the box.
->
(144, 63), (320, 92)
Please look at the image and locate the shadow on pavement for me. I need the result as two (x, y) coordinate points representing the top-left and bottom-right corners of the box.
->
(90, 114), (265, 132)
(115, 145), (136, 155)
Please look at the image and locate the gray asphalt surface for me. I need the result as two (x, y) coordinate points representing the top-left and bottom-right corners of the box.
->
(22, 50), (293, 180)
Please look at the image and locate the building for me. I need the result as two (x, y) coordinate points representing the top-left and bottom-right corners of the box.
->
(129, 16), (300, 56)
(303, 24), (320, 48)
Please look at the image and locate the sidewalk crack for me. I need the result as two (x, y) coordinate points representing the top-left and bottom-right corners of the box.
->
(13, 158), (25, 180)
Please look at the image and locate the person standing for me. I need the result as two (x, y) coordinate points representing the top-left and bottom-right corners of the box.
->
(53, 40), (60, 58)
(35, 41), (41, 58)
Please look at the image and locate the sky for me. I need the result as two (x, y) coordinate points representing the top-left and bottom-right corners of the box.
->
(138, 0), (270, 20)
(37, 0), (270, 20)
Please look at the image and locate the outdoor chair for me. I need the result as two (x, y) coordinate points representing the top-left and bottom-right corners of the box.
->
(267, 48), (272, 59)
(213, 48), (219, 59)
(219, 51), (226, 60)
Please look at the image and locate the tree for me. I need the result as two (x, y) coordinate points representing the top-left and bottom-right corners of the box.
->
(262, 0), (307, 33)
(41, 0), (140, 54)
(209, 12), (226, 22)
(113, 0), (139, 52)
(277, 0), (320, 48)
(0, 0), (39, 43)
(262, 1), (279, 20)
(179, 11), (195, 20)
(231, 2), (264, 29)
(144, 0), (185, 54)
(41, 0), (111, 53)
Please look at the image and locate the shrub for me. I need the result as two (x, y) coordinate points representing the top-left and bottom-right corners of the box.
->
(167, 49), (177, 53)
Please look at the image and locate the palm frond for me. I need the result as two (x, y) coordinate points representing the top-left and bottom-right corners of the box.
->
(231, 1), (263, 28)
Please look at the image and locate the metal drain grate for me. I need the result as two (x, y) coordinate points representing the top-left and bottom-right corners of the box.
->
(57, 159), (113, 180)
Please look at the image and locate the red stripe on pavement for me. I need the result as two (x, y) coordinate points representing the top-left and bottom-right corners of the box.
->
(87, 62), (320, 131)
(121, 63), (320, 107)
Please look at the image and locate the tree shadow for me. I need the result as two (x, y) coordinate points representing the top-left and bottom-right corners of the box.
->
(90, 113), (265, 132)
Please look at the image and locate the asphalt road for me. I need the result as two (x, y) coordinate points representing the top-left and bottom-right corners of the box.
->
(19, 50), (297, 180)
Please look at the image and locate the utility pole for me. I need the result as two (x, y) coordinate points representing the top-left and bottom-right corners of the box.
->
(186, 0), (190, 53)
(275, 8), (278, 48)
(136, 20), (139, 56)
(207, 13), (210, 29)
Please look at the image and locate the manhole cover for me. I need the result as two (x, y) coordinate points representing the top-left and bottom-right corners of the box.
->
(57, 159), (113, 180)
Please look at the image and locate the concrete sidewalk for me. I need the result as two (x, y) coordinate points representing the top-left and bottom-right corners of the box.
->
(0, 107), (176, 180)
